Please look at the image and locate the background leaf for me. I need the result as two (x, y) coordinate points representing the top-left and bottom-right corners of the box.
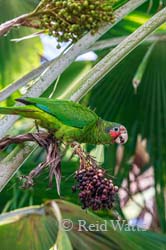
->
(0, 0), (42, 105)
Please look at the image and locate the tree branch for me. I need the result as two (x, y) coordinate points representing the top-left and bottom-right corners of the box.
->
(89, 34), (166, 52)
(0, 13), (30, 37)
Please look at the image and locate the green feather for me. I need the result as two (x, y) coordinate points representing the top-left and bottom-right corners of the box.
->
(17, 97), (98, 129)
(0, 106), (37, 115)
(0, 98), (127, 145)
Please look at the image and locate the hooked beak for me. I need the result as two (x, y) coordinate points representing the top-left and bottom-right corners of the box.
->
(114, 126), (128, 144)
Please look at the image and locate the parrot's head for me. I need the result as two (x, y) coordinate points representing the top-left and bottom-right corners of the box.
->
(108, 124), (128, 144)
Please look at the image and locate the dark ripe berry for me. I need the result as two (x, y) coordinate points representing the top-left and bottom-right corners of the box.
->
(114, 186), (119, 192)
(72, 166), (118, 211)
(101, 195), (107, 200)
(98, 173), (104, 178)
(86, 190), (91, 195)
(103, 189), (108, 194)
(89, 184), (94, 190)
(93, 179), (97, 184)
(96, 181), (101, 187)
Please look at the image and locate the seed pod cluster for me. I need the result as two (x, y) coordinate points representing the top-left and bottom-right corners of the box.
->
(35, 0), (115, 45)
(72, 166), (118, 210)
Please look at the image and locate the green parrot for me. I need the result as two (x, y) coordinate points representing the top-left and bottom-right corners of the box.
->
(0, 97), (128, 145)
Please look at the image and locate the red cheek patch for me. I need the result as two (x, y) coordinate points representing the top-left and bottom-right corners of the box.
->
(109, 131), (121, 138)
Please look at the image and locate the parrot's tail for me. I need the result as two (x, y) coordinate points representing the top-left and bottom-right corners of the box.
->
(16, 98), (33, 105)
(0, 106), (38, 117)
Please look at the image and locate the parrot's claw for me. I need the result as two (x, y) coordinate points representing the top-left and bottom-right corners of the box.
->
(35, 120), (40, 132)
(70, 141), (81, 159)
(71, 141), (81, 151)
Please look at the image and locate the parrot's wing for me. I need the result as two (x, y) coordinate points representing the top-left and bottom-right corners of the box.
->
(16, 97), (98, 129)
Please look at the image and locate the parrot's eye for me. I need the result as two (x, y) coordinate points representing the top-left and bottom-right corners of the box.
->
(113, 127), (119, 132)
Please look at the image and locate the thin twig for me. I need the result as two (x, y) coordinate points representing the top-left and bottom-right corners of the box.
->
(0, 13), (30, 37)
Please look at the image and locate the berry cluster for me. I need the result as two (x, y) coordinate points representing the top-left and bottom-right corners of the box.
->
(72, 166), (118, 210)
(34, 0), (115, 46)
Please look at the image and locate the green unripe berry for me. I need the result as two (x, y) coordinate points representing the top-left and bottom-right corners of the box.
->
(89, 4), (95, 10)
(72, 9), (78, 15)
(81, 14), (86, 20)
(91, 10), (96, 16)
(59, 9), (66, 15)
(36, 0), (116, 43)
(88, 17), (93, 23)
(83, 1), (89, 7)
(56, 43), (61, 49)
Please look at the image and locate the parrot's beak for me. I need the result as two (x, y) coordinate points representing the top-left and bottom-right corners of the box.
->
(114, 126), (128, 144)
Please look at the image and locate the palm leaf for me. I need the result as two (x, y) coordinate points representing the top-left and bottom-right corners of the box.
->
(85, 41), (166, 231)
(0, 200), (166, 250)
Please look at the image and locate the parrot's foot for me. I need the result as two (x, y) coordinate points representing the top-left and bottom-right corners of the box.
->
(34, 120), (40, 132)
(70, 141), (82, 160)
(71, 141), (81, 151)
